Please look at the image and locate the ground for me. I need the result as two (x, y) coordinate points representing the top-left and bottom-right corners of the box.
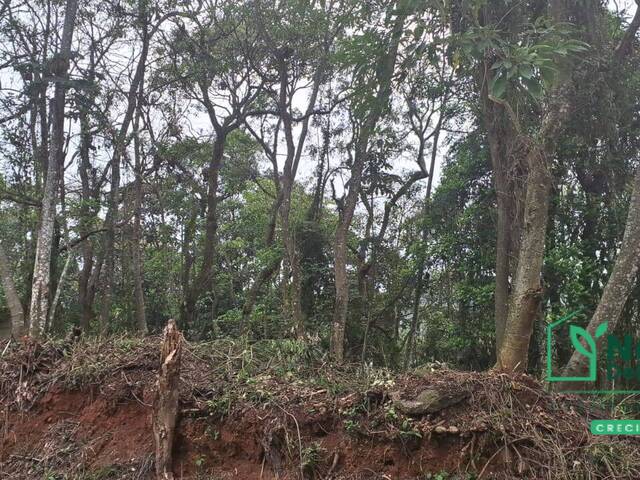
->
(1, 335), (639, 479)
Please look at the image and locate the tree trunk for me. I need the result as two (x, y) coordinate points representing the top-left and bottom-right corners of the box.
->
(132, 53), (147, 335)
(280, 174), (304, 335)
(487, 118), (513, 353)
(179, 203), (198, 329)
(77, 57), (100, 331)
(48, 248), (73, 332)
(496, 147), (551, 372)
(132, 129), (147, 334)
(183, 136), (225, 328)
(559, 166), (640, 384)
(98, 151), (121, 332)
(0, 242), (25, 337)
(153, 319), (182, 480)
(29, 0), (78, 337)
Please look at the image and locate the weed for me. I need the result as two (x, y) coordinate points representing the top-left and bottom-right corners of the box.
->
(301, 442), (325, 472)
(206, 393), (232, 417)
(195, 455), (206, 468)
(343, 418), (359, 435)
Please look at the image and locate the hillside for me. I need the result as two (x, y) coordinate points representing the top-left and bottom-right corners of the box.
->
(1, 336), (639, 480)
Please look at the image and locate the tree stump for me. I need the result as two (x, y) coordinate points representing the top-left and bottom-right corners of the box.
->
(153, 319), (182, 480)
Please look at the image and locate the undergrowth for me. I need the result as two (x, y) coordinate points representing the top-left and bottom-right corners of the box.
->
(3, 336), (640, 479)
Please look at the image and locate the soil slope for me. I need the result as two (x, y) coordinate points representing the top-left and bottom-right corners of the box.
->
(1, 336), (639, 479)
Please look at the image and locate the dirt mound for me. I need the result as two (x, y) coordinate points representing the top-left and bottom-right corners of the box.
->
(1, 336), (639, 479)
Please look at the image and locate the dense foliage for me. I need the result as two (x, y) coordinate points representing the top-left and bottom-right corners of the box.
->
(1, 0), (639, 377)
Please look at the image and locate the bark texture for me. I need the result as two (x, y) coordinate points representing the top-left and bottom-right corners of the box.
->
(495, 147), (551, 371)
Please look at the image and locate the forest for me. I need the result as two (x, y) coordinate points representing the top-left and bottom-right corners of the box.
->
(1, 0), (640, 478)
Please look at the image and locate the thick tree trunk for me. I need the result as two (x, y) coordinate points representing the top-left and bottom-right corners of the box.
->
(0, 242), (25, 337)
(153, 319), (182, 480)
(496, 147), (551, 372)
(479, 90), (519, 355)
(489, 142), (512, 352)
(491, 88), (569, 375)
(29, 0), (78, 337)
(559, 166), (640, 384)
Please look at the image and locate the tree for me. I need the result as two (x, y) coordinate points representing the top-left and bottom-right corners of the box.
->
(29, 0), (79, 336)
(559, 3), (640, 383)
(241, 0), (342, 336)
(331, 0), (409, 362)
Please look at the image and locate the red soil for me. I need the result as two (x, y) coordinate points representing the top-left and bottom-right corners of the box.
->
(2, 385), (462, 479)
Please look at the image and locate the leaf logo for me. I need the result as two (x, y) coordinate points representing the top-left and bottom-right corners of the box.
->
(569, 323), (607, 379)
(547, 311), (606, 383)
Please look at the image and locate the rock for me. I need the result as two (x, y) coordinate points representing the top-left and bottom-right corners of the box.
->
(390, 388), (469, 416)
(434, 426), (447, 433)
(413, 362), (448, 376)
(447, 426), (459, 434)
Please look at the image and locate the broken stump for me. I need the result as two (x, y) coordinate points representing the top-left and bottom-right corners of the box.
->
(153, 319), (182, 480)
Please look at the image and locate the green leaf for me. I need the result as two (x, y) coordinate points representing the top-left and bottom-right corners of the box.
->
(595, 322), (608, 339)
(570, 325), (596, 359)
(539, 66), (556, 85)
(489, 72), (507, 98)
(522, 77), (542, 98)
(519, 64), (534, 79)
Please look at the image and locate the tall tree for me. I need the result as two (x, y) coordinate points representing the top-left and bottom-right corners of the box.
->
(98, 0), (156, 331)
(163, 2), (262, 329)
(330, 0), (409, 362)
(29, 0), (79, 336)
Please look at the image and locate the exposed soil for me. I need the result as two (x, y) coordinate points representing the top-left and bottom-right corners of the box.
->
(1, 336), (639, 479)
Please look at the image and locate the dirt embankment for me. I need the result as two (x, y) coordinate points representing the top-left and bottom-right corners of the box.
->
(1, 336), (639, 479)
